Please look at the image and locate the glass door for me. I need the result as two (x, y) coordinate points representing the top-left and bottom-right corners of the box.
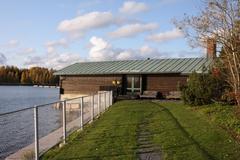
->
(126, 75), (141, 94)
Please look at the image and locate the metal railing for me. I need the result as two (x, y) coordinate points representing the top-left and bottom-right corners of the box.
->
(1, 91), (113, 160)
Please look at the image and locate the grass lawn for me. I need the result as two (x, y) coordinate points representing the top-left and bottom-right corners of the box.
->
(42, 100), (240, 160)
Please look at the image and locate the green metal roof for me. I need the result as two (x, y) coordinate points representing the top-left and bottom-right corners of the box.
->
(54, 58), (213, 75)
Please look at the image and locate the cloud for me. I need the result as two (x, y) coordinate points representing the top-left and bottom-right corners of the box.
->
(0, 39), (19, 48)
(116, 45), (162, 60)
(46, 38), (68, 54)
(21, 48), (36, 54)
(23, 38), (82, 69)
(109, 23), (158, 38)
(146, 28), (184, 43)
(119, 1), (148, 14)
(58, 12), (115, 38)
(24, 52), (82, 69)
(8, 40), (19, 47)
(46, 38), (68, 48)
(45, 52), (82, 69)
(88, 36), (163, 61)
(0, 53), (7, 65)
(89, 36), (116, 61)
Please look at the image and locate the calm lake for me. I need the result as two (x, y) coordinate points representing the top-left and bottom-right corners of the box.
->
(0, 86), (60, 159)
(0, 86), (59, 113)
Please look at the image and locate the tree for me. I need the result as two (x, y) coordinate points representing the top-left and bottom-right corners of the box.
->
(21, 71), (27, 84)
(0, 65), (58, 85)
(174, 0), (240, 106)
(181, 70), (226, 106)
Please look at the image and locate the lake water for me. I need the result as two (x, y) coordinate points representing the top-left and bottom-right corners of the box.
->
(0, 86), (60, 159)
(0, 86), (59, 113)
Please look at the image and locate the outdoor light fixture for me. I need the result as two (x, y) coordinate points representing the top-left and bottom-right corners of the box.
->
(112, 80), (121, 86)
(116, 80), (121, 85)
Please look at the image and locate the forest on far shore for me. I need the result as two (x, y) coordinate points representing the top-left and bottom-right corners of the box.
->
(0, 66), (59, 85)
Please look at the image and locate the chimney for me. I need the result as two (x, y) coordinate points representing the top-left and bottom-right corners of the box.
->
(206, 38), (216, 58)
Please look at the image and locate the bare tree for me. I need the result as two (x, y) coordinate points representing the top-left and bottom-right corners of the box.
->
(174, 0), (240, 106)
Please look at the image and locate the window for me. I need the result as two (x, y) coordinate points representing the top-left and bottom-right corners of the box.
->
(126, 75), (141, 94)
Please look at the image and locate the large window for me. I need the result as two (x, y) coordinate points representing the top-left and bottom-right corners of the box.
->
(126, 75), (141, 94)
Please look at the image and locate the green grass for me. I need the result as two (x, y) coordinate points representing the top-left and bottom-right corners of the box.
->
(42, 100), (240, 160)
(153, 102), (240, 160)
(195, 104), (240, 139)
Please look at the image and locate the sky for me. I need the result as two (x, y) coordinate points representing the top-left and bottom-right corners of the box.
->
(0, 0), (205, 69)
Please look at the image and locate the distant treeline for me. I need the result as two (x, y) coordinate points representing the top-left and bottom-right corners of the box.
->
(0, 66), (59, 85)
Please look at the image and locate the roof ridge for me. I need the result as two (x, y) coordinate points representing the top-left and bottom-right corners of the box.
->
(75, 57), (207, 64)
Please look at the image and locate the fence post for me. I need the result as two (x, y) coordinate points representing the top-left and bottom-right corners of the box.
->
(91, 94), (94, 122)
(34, 106), (39, 160)
(110, 90), (113, 105)
(104, 91), (106, 111)
(80, 97), (83, 130)
(62, 100), (66, 144)
(97, 92), (100, 116)
(108, 91), (111, 108)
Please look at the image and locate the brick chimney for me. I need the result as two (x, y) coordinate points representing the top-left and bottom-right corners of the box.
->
(206, 38), (216, 58)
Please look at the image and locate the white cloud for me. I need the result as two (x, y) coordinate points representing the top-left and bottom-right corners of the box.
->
(0, 39), (19, 48)
(119, 1), (148, 14)
(45, 52), (82, 69)
(8, 40), (19, 47)
(0, 53), (7, 65)
(46, 38), (68, 48)
(23, 38), (83, 69)
(88, 36), (163, 61)
(58, 12), (114, 38)
(147, 28), (184, 43)
(109, 23), (158, 38)
(24, 52), (82, 69)
(139, 45), (159, 57)
(46, 38), (68, 54)
(21, 48), (36, 54)
(116, 51), (133, 60)
(116, 45), (162, 60)
(89, 36), (116, 61)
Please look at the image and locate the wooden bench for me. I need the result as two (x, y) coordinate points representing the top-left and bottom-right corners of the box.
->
(166, 91), (181, 99)
(139, 91), (159, 99)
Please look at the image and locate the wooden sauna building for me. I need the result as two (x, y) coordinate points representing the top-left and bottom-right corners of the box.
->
(54, 58), (212, 100)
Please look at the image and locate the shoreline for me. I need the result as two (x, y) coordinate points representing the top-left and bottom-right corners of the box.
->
(0, 83), (33, 86)
(0, 83), (59, 87)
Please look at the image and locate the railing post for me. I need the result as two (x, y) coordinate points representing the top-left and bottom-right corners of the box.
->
(91, 94), (94, 122)
(80, 97), (83, 130)
(34, 106), (39, 160)
(97, 92), (100, 116)
(62, 100), (66, 144)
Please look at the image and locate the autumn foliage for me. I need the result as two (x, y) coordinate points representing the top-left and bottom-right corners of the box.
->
(0, 66), (58, 85)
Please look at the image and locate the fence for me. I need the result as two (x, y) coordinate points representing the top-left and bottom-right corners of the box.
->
(0, 91), (113, 160)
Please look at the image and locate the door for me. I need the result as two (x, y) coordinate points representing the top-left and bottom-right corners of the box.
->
(126, 75), (141, 95)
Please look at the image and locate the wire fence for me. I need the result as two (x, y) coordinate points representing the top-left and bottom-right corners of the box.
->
(0, 91), (113, 160)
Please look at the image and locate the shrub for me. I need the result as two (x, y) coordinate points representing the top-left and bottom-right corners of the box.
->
(180, 71), (226, 106)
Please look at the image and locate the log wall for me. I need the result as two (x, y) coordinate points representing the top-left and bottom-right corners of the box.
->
(145, 74), (188, 96)
(60, 75), (122, 95)
(60, 74), (188, 97)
